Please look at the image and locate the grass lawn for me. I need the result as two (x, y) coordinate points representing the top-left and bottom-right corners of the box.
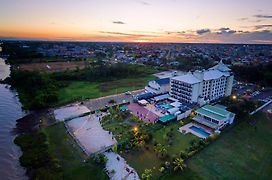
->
(181, 112), (272, 179)
(121, 144), (163, 177)
(57, 75), (156, 105)
(44, 122), (108, 180)
(152, 121), (199, 158)
(121, 119), (198, 178)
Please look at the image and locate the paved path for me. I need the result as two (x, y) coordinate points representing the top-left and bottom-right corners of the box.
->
(104, 152), (139, 180)
(83, 89), (145, 111)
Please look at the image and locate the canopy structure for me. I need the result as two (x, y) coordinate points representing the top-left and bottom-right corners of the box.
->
(154, 94), (170, 102)
(158, 114), (176, 123)
(138, 99), (148, 106)
(120, 104), (128, 111)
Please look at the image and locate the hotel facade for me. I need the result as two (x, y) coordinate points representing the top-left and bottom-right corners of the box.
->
(170, 61), (234, 104)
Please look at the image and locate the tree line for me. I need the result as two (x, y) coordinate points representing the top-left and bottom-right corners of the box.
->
(232, 62), (272, 87)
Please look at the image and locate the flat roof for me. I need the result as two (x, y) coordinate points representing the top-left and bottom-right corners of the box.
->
(154, 78), (170, 85)
(159, 114), (176, 123)
(154, 94), (170, 101)
(171, 73), (201, 84)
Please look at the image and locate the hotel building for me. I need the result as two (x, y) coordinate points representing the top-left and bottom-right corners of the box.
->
(170, 61), (234, 104)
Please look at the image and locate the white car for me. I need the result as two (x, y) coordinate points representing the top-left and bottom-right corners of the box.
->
(125, 91), (132, 95)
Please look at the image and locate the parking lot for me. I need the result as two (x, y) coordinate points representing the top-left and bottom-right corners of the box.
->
(83, 89), (144, 111)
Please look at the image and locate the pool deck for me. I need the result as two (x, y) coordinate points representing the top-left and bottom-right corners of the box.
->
(178, 122), (212, 139)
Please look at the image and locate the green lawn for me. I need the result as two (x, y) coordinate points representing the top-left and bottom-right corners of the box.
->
(181, 112), (272, 179)
(57, 75), (156, 105)
(44, 122), (108, 180)
(152, 121), (199, 158)
(121, 120), (197, 178)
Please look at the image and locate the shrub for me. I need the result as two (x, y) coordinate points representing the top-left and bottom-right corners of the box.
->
(180, 151), (188, 159)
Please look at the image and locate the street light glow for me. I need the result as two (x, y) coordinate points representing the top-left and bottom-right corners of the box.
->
(133, 127), (138, 133)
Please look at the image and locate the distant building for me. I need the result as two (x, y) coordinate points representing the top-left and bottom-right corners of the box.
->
(193, 104), (235, 130)
(145, 78), (170, 95)
(170, 61), (234, 104)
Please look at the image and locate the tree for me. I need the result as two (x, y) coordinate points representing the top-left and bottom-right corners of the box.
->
(173, 158), (186, 171)
(154, 143), (167, 158)
(141, 169), (152, 180)
(112, 144), (118, 153)
(132, 133), (148, 148)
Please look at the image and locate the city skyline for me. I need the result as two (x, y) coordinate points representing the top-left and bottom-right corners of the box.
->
(0, 0), (272, 43)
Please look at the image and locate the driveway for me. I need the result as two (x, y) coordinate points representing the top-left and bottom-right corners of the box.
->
(83, 89), (145, 111)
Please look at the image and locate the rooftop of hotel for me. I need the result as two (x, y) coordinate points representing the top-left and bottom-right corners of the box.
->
(171, 72), (201, 84)
(209, 60), (231, 72)
(203, 69), (230, 81)
(170, 61), (231, 84)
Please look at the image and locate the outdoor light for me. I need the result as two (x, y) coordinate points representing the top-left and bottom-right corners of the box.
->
(232, 95), (237, 100)
(133, 127), (138, 133)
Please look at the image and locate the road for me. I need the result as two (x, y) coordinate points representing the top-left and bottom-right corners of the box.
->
(83, 89), (145, 111)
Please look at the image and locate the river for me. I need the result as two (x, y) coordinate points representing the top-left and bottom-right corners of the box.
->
(0, 57), (27, 180)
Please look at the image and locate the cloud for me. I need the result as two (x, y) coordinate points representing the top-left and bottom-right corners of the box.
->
(112, 21), (126, 24)
(99, 31), (159, 38)
(254, 14), (272, 19)
(138, 0), (150, 5)
(196, 29), (211, 35)
(164, 31), (186, 35)
(217, 27), (237, 35)
(238, 17), (249, 21)
(198, 29), (272, 44)
(254, 24), (272, 30)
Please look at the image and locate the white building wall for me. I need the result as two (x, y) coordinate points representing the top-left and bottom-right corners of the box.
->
(170, 62), (234, 104)
(225, 75), (234, 96)
(191, 83), (201, 103)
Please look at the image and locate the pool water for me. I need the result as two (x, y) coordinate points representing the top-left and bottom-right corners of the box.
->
(157, 103), (174, 110)
(190, 126), (210, 137)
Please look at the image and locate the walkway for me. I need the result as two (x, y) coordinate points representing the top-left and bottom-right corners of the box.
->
(104, 152), (139, 180)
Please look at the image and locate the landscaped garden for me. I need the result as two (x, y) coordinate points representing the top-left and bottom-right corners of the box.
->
(101, 105), (213, 179)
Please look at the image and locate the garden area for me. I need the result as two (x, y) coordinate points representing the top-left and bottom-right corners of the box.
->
(100, 106), (217, 179)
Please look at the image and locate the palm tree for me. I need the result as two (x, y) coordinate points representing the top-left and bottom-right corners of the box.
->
(154, 143), (167, 157)
(173, 158), (186, 171)
(141, 169), (152, 180)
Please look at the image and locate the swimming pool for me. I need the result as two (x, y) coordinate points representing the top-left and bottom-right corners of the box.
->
(189, 126), (210, 138)
(157, 103), (174, 110)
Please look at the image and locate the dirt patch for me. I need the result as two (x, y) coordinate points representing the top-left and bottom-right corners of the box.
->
(18, 61), (88, 72)
(13, 109), (56, 134)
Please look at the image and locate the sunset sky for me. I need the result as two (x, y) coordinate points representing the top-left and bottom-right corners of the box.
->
(0, 0), (272, 43)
